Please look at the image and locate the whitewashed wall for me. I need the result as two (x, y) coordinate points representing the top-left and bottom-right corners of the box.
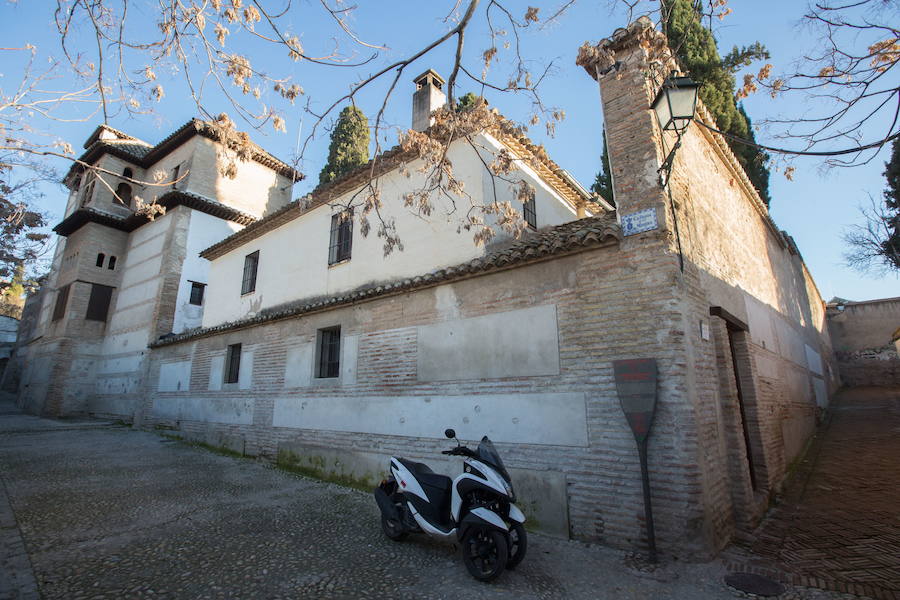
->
(172, 210), (242, 333)
(202, 133), (582, 327)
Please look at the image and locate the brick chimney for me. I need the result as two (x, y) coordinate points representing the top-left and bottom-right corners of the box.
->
(411, 69), (446, 132)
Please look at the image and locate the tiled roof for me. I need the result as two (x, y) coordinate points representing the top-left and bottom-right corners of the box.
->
(156, 190), (257, 226)
(53, 190), (258, 237)
(65, 119), (302, 184)
(200, 123), (595, 261)
(152, 214), (621, 347)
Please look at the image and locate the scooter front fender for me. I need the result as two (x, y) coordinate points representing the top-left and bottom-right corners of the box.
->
(457, 507), (508, 541)
(507, 503), (526, 524)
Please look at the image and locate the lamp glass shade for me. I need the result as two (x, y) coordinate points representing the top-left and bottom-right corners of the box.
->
(652, 75), (699, 134)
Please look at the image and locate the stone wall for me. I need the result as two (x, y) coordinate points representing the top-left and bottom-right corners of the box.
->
(827, 297), (900, 386)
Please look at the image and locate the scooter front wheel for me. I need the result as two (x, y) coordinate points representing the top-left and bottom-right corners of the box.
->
(461, 527), (508, 582)
(506, 522), (527, 569)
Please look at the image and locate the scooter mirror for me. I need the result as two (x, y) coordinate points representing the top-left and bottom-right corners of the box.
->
(444, 428), (456, 439)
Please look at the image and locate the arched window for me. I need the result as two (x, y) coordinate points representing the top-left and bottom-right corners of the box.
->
(96, 253), (105, 267)
(115, 183), (133, 206)
(107, 256), (117, 270)
(122, 167), (133, 179)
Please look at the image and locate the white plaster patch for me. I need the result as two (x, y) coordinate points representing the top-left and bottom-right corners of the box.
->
(812, 377), (828, 408)
(238, 351), (253, 390)
(96, 354), (145, 375)
(417, 304), (560, 382)
(755, 353), (780, 379)
(158, 360), (192, 392)
(272, 392), (588, 446)
(341, 335), (358, 383)
(744, 297), (777, 353)
(433, 285), (461, 320)
(208, 355), (224, 391)
(152, 396), (253, 425)
(805, 344), (824, 376)
(284, 343), (313, 388)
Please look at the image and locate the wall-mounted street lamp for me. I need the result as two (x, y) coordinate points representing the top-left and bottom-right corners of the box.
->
(651, 71), (699, 274)
(651, 72), (699, 187)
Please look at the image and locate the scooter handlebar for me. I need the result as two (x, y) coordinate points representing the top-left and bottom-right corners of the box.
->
(442, 446), (476, 457)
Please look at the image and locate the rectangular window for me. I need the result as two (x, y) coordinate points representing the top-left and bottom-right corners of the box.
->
(85, 284), (114, 322)
(523, 196), (537, 229)
(328, 210), (353, 265)
(316, 326), (341, 378)
(52, 284), (71, 321)
(189, 281), (206, 306)
(171, 164), (180, 190)
(225, 343), (242, 384)
(241, 251), (259, 295)
(81, 172), (96, 206)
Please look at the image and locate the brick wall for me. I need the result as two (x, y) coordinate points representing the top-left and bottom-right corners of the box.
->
(582, 17), (839, 550)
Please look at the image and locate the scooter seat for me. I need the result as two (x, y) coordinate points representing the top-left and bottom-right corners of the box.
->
(398, 458), (452, 492)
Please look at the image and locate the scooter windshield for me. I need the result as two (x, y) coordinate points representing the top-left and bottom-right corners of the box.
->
(477, 436), (510, 482)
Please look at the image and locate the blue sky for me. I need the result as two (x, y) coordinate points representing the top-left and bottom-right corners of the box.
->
(2, 1), (897, 301)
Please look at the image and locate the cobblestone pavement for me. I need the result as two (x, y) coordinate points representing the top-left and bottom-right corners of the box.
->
(0, 398), (869, 600)
(727, 387), (900, 600)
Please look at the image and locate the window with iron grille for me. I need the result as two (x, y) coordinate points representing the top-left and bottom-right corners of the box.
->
(225, 343), (242, 384)
(328, 210), (353, 265)
(241, 251), (259, 295)
(52, 284), (71, 321)
(85, 284), (114, 322)
(189, 281), (206, 306)
(523, 196), (537, 229)
(316, 326), (341, 378)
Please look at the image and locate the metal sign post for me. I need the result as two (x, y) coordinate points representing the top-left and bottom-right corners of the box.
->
(613, 358), (659, 563)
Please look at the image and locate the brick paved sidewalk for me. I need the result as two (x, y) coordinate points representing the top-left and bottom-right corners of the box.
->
(728, 387), (900, 599)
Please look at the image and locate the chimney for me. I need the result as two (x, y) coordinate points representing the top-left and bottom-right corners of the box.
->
(411, 69), (446, 131)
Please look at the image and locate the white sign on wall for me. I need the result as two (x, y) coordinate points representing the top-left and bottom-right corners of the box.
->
(621, 208), (659, 236)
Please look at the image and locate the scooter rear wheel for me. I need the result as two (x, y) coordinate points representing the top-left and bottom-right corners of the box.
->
(461, 527), (508, 582)
(381, 514), (407, 541)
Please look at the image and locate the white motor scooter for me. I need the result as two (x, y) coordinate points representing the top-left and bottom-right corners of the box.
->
(373, 428), (527, 581)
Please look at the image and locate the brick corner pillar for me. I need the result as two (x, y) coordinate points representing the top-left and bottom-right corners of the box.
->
(577, 17), (679, 246)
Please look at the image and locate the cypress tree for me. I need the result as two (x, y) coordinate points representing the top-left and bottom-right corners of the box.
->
(882, 137), (900, 269)
(591, 126), (614, 204)
(662, 0), (772, 206)
(318, 105), (370, 187)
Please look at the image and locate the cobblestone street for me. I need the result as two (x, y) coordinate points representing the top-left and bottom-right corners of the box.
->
(727, 387), (900, 600)
(0, 395), (881, 600)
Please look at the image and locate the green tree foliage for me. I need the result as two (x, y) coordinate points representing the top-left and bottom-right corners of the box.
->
(0, 165), (48, 298)
(318, 105), (370, 187)
(456, 92), (482, 111)
(662, 0), (772, 206)
(591, 126), (614, 204)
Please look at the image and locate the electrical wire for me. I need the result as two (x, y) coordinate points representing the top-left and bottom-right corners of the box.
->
(694, 120), (900, 157)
